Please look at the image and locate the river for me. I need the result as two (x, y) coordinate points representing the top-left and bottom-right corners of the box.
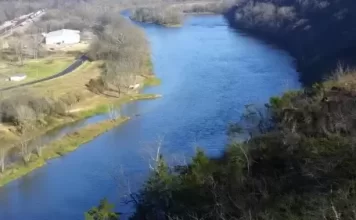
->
(0, 15), (300, 220)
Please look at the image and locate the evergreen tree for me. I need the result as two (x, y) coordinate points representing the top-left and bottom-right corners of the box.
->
(85, 199), (119, 220)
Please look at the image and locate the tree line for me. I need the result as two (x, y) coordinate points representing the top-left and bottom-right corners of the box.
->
(225, 0), (356, 84)
(130, 1), (229, 26)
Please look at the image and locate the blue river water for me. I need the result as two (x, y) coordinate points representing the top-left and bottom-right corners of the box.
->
(0, 15), (300, 220)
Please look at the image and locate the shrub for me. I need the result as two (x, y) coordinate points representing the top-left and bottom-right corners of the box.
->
(0, 93), (70, 127)
(131, 7), (184, 26)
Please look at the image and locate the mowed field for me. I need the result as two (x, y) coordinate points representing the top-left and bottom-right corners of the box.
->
(0, 56), (75, 88)
(0, 59), (100, 98)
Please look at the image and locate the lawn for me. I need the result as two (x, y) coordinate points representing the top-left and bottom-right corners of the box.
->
(18, 57), (74, 79)
(0, 57), (75, 88)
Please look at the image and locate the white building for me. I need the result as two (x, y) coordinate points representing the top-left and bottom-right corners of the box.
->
(9, 74), (27, 82)
(44, 29), (80, 45)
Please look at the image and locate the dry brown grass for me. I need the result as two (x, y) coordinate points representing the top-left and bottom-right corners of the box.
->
(324, 65), (356, 90)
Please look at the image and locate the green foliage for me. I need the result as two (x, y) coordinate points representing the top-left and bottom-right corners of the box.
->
(269, 90), (301, 110)
(85, 199), (119, 220)
(144, 77), (161, 86)
(131, 84), (356, 219)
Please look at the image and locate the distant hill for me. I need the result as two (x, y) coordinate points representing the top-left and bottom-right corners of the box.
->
(224, 0), (356, 85)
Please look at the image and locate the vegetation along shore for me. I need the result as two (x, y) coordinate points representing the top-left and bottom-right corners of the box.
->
(0, 0), (163, 187)
(130, 1), (228, 27)
(6, 0), (356, 220)
(224, 0), (356, 85)
(0, 117), (129, 187)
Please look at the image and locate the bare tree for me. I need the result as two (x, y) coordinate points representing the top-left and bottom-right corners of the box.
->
(34, 138), (43, 157)
(18, 114), (36, 164)
(31, 33), (40, 60)
(140, 136), (165, 171)
(19, 136), (31, 164)
(0, 146), (8, 173)
(16, 105), (36, 127)
(12, 37), (25, 66)
(108, 104), (121, 121)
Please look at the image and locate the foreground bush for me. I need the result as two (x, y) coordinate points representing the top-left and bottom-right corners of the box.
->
(85, 199), (119, 220)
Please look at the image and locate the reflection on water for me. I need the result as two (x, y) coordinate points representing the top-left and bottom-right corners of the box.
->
(0, 15), (300, 220)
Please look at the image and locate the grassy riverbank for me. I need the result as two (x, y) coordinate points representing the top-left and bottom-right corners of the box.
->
(0, 91), (162, 187)
(0, 117), (129, 187)
(77, 93), (162, 118)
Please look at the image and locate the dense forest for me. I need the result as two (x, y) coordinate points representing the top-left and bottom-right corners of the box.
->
(225, 0), (356, 85)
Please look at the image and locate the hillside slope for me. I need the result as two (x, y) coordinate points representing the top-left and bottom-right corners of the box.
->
(225, 0), (356, 85)
(129, 74), (356, 219)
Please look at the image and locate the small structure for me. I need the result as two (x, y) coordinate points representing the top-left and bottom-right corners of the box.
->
(44, 29), (80, 45)
(129, 83), (141, 90)
(9, 74), (27, 82)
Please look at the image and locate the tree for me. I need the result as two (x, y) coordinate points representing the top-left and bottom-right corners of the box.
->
(19, 135), (31, 164)
(34, 138), (43, 157)
(9, 37), (25, 66)
(0, 146), (8, 173)
(85, 199), (119, 220)
(18, 116), (36, 164)
(108, 104), (120, 121)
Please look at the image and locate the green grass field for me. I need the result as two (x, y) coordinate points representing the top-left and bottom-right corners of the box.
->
(18, 58), (74, 79)
(0, 57), (75, 88)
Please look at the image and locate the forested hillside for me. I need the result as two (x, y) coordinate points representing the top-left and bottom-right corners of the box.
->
(126, 77), (356, 220)
(225, 0), (356, 85)
(86, 71), (356, 220)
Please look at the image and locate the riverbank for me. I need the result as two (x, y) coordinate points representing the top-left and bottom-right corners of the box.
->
(224, 1), (356, 86)
(129, 1), (224, 27)
(1, 92), (160, 186)
(0, 117), (130, 187)
(0, 92), (162, 186)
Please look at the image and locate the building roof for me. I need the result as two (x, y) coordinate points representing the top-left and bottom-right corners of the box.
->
(46, 29), (80, 38)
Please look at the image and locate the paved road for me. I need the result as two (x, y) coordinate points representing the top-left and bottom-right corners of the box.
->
(0, 55), (89, 92)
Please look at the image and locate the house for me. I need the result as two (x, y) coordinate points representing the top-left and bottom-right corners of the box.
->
(44, 29), (80, 45)
(9, 74), (27, 82)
